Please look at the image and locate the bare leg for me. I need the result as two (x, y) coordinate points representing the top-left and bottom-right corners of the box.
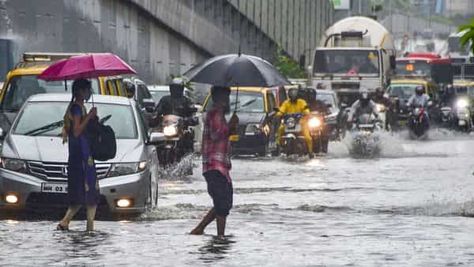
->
(86, 205), (97, 232)
(190, 208), (216, 235)
(216, 215), (226, 238)
(59, 205), (81, 229)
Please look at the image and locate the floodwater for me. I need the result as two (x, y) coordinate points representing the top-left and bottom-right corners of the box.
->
(2, 130), (474, 266)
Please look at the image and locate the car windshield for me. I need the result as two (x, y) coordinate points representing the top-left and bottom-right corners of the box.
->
(13, 102), (137, 139)
(313, 50), (380, 76)
(387, 84), (421, 100)
(396, 61), (431, 76)
(317, 93), (336, 107)
(2, 75), (99, 112)
(150, 90), (169, 103)
(204, 92), (265, 113)
(454, 86), (474, 96)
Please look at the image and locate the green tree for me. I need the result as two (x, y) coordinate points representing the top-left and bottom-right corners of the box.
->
(274, 48), (306, 79)
(459, 18), (474, 54)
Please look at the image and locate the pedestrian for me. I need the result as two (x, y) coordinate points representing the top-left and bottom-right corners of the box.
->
(191, 86), (238, 239)
(57, 78), (99, 232)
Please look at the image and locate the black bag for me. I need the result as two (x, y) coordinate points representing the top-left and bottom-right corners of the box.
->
(87, 117), (117, 161)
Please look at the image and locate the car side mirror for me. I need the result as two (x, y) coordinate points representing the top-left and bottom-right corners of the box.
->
(142, 98), (155, 113)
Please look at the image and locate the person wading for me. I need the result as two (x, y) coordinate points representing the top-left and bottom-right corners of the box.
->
(57, 79), (99, 232)
(191, 86), (238, 238)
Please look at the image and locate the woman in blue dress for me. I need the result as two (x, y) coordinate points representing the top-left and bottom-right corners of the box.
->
(57, 79), (99, 231)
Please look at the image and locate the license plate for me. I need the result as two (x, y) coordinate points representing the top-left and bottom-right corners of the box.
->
(41, 183), (68, 194)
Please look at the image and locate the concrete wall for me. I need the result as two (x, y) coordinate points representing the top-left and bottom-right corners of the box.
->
(0, 0), (334, 83)
(229, 0), (335, 67)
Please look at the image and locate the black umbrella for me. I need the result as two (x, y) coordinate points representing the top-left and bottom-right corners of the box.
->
(184, 54), (290, 87)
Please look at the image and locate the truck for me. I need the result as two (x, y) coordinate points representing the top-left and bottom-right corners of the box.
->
(309, 16), (396, 105)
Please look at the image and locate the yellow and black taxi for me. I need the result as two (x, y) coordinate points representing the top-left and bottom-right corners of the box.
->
(0, 53), (128, 131)
(386, 77), (440, 123)
(202, 87), (278, 156)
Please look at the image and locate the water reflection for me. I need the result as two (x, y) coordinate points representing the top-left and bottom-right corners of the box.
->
(196, 236), (235, 263)
(55, 230), (111, 261)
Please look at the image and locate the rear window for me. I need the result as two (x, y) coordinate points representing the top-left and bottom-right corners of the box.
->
(2, 75), (99, 112)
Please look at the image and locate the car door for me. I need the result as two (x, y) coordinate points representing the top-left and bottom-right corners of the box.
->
(136, 103), (159, 206)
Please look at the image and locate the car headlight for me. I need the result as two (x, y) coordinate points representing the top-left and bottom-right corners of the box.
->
(308, 117), (322, 128)
(457, 98), (469, 109)
(1, 158), (27, 173)
(107, 161), (147, 177)
(163, 125), (178, 137)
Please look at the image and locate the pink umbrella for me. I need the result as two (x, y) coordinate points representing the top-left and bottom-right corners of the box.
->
(38, 53), (136, 81)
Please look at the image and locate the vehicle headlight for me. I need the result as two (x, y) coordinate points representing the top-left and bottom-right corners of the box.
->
(1, 158), (27, 173)
(376, 104), (386, 112)
(308, 117), (322, 128)
(163, 125), (178, 137)
(107, 161), (147, 177)
(456, 98), (469, 109)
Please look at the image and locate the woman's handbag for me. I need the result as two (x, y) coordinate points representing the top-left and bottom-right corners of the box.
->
(87, 116), (117, 161)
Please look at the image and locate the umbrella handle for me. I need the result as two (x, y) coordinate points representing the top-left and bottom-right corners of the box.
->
(234, 86), (239, 113)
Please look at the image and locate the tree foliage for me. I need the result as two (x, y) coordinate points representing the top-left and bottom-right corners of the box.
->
(274, 48), (306, 79)
(459, 18), (474, 54)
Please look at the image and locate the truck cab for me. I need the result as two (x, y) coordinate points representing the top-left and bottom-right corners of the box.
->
(310, 16), (396, 105)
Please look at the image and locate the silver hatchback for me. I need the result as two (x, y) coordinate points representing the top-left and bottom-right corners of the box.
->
(0, 94), (159, 214)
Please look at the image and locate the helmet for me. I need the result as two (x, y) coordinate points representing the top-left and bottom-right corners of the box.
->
(123, 78), (135, 98)
(170, 77), (185, 98)
(415, 85), (424, 96)
(359, 88), (370, 106)
(288, 88), (299, 102)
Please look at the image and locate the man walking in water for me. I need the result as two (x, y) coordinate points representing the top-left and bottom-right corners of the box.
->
(191, 86), (238, 238)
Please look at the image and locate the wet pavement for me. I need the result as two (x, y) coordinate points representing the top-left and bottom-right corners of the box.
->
(2, 130), (474, 266)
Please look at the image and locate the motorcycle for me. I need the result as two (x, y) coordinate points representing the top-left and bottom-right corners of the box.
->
(280, 113), (308, 156)
(440, 106), (454, 128)
(155, 114), (198, 167)
(454, 98), (472, 132)
(408, 106), (430, 139)
(350, 114), (382, 157)
(308, 112), (328, 153)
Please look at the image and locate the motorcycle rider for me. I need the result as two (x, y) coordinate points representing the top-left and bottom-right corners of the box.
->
(275, 87), (313, 157)
(348, 88), (379, 125)
(304, 87), (330, 153)
(123, 78), (136, 99)
(407, 85), (430, 129)
(154, 77), (196, 154)
(155, 77), (195, 118)
(373, 87), (394, 130)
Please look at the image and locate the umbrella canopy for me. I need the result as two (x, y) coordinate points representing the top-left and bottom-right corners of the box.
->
(38, 53), (136, 81)
(184, 54), (289, 87)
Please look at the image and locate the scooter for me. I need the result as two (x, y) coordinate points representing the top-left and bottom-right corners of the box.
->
(155, 115), (198, 167)
(408, 106), (430, 139)
(350, 114), (382, 157)
(280, 113), (308, 156)
(454, 98), (472, 132)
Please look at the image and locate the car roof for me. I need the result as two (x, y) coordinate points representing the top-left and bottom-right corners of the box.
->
(27, 93), (132, 105)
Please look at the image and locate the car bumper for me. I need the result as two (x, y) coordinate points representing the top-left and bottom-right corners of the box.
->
(0, 168), (150, 214)
(230, 133), (267, 154)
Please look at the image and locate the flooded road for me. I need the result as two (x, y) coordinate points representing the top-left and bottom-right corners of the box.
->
(2, 131), (474, 266)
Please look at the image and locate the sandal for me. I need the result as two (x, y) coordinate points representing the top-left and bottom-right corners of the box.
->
(56, 223), (69, 231)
